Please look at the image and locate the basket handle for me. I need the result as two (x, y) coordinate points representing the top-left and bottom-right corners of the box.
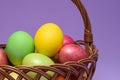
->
(72, 0), (93, 44)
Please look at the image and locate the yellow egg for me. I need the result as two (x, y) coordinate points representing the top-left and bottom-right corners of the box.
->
(4, 72), (25, 80)
(34, 23), (63, 57)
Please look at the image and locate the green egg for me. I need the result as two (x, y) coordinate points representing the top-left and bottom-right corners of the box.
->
(22, 53), (55, 79)
(5, 31), (34, 65)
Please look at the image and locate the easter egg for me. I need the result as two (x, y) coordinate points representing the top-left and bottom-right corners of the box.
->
(22, 53), (54, 66)
(22, 53), (54, 79)
(4, 72), (25, 80)
(56, 76), (65, 80)
(34, 23), (63, 57)
(5, 31), (34, 65)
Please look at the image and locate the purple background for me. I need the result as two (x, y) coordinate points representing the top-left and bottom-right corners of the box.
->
(0, 0), (120, 80)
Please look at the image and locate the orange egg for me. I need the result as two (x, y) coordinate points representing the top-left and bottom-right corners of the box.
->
(56, 76), (64, 80)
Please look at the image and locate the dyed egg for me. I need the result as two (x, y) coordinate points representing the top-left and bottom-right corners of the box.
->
(22, 53), (54, 66)
(34, 23), (63, 57)
(5, 31), (34, 65)
(22, 53), (55, 79)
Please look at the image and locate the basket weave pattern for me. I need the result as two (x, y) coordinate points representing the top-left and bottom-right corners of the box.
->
(0, 0), (98, 80)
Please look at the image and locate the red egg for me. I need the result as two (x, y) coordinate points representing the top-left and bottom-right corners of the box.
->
(62, 34), (74, 47)
(0, 48), (9, 65)
(58, 44), (88, 63)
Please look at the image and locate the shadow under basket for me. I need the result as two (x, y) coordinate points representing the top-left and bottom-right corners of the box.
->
(0, 0), (98, 80)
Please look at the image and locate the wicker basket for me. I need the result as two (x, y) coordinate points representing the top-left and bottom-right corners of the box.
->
(0, 0), (98, 80)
